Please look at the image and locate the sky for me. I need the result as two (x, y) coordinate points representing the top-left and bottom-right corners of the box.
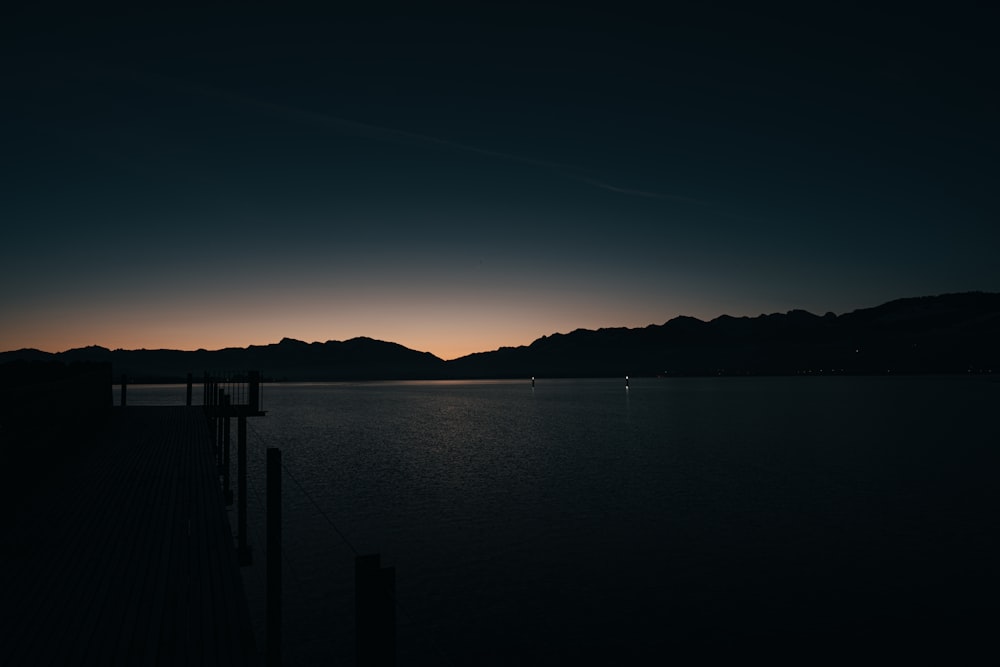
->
(3, 4), (997, 360)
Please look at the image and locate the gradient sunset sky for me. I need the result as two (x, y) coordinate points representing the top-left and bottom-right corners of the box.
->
(3, 5), (997, 360)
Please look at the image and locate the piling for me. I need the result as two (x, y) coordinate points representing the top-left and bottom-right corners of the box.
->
(266, 447), (282, 666)
(186, 372), (193, 406)
(356, 554), (396, 667)
(249, 370), (261, 413)
(223, 394), (232, 505)
(378, 565), (396, 666)
(216, 387), (225, 470)
(237, 415), (252, 565)
(120, 374), (127, 406)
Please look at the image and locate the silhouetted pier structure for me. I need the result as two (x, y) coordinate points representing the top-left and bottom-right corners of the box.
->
(1, 371), (265, 665)
(2, 366), (400, 666)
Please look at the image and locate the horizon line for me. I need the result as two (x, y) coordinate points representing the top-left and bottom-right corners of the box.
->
(3, 290), (993, 360)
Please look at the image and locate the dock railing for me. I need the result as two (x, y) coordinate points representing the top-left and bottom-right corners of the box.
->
(202, 370), (265, 417)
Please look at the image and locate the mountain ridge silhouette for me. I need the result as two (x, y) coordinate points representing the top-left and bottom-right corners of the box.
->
(3, 292), (998, 381)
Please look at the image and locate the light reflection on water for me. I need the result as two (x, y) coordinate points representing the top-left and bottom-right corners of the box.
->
(131, 376), (998, 664)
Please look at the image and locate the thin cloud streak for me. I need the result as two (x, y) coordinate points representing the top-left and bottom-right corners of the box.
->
(92, 60), (700, 204)
(577, 177), (698, 202)
(247, 97), (700, 203)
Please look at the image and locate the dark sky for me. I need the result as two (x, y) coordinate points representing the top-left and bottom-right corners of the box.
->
(3, 4), (997, 358)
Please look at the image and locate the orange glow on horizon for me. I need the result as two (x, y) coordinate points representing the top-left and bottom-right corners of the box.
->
(2, 311), (693, 361)
(1, 331), (533, 361)
(1, 292), (726, 361)
(0, 316), (551, 361)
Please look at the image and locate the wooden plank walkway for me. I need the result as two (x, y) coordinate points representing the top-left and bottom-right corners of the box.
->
(0, 406), (260, 666)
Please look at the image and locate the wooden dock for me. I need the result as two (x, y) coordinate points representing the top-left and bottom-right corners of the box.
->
(0, 406), (260, 665)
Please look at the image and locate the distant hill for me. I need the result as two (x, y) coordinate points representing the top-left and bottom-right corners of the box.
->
(446, 292), (1000, 378)
(0, 337), (445, 382)
(2, 292), (998, 381)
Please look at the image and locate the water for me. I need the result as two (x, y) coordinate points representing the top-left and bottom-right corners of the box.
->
(130, 377), (998, 663)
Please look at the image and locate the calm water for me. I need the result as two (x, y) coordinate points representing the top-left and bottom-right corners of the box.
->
(131, 377), (998, 664)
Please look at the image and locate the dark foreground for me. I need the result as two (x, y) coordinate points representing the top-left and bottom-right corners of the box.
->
(0, 407), (258, 665)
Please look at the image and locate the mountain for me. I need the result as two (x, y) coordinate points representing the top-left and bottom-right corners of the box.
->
(446, 292), (1000, 378)
(0, 337), (445, 382)
(2, 292), (998, 380)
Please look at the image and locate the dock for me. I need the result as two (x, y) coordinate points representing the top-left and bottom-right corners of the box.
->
(0, 405), (260, 665)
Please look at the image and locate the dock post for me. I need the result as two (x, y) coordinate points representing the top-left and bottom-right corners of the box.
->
(186, 373), (193, 406)
(237, 415), (252, 565)
(216, 387), (225, 470)
(356, 554), (396, 667)
(223, 394), (232, 504)
(266, 447), (282, 667)
(249, 370), (261, 413)
(204, 375), (215, 454)
(379, 564), (396, 666)
(356, 555), (378, 667)
(212, 379), (219, 433)
(120, 374), (127, 407)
